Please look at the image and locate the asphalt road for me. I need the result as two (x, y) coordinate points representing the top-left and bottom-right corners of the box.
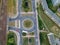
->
(8, 0), (40, 45)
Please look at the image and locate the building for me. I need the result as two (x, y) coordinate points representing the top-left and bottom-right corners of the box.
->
(47, 33), (56, 45)
(52, 0), (60, 6)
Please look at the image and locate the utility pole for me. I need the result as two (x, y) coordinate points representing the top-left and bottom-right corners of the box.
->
(0, 0), (7, 45)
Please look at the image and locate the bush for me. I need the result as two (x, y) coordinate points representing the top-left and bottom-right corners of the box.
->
(22, 32), (27, 36)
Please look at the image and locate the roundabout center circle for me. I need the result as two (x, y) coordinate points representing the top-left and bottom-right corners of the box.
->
(22, 19), (34, 30)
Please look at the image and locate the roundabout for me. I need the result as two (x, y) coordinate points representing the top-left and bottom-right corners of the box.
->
(22, 19), (34, 30)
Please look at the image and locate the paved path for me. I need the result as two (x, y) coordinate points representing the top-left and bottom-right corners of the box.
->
(22, 35), (35, 37)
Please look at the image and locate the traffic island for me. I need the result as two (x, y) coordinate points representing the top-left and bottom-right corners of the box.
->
(28, 37), (35, 45)
(7, 0), (17, 18)
(22, 37), (35, 45)
(22, 19), (34, 30)
(7, 31), (17, 45)
(22, 0), (32, 12)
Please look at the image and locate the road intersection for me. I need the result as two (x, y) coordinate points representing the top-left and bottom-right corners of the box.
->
(8, 0), (40, 45)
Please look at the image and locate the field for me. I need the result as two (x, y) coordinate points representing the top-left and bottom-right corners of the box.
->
(37, 4), (60, 37)
(7, 0), (17, 17)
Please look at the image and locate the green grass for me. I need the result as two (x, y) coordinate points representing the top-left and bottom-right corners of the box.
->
(29, 32), (34, 35)
(7, 0), (16, 14)
(22, 0), (32, 12)
(23, 38), (28, 45)
(23, 20), (33, 28)
(40, 32), (50, 45)
(37, 4), (60, 37)
(38, 15), (44, 30)
(7, 31), (17, 45)
(23, 37), (35, 45)
(46, 0), (57, 13)
(29, 37), (35, 45)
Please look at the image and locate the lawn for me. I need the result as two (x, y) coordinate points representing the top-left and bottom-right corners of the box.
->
(7, 0), (17, 17)
(46, 0), (58, 13)
(22, 0), (32, 12)
(23, 37), (28, 45)
(40, 32), (50, 45)
(37, 4), (60, 37)
(29, 37), (35, 45)
(29, 32), (34, 35)
(38, 15), (44, 30)
(7, 31), (17, 45)
(22, 37), (35, 45)
(23, 19), (33, 29)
